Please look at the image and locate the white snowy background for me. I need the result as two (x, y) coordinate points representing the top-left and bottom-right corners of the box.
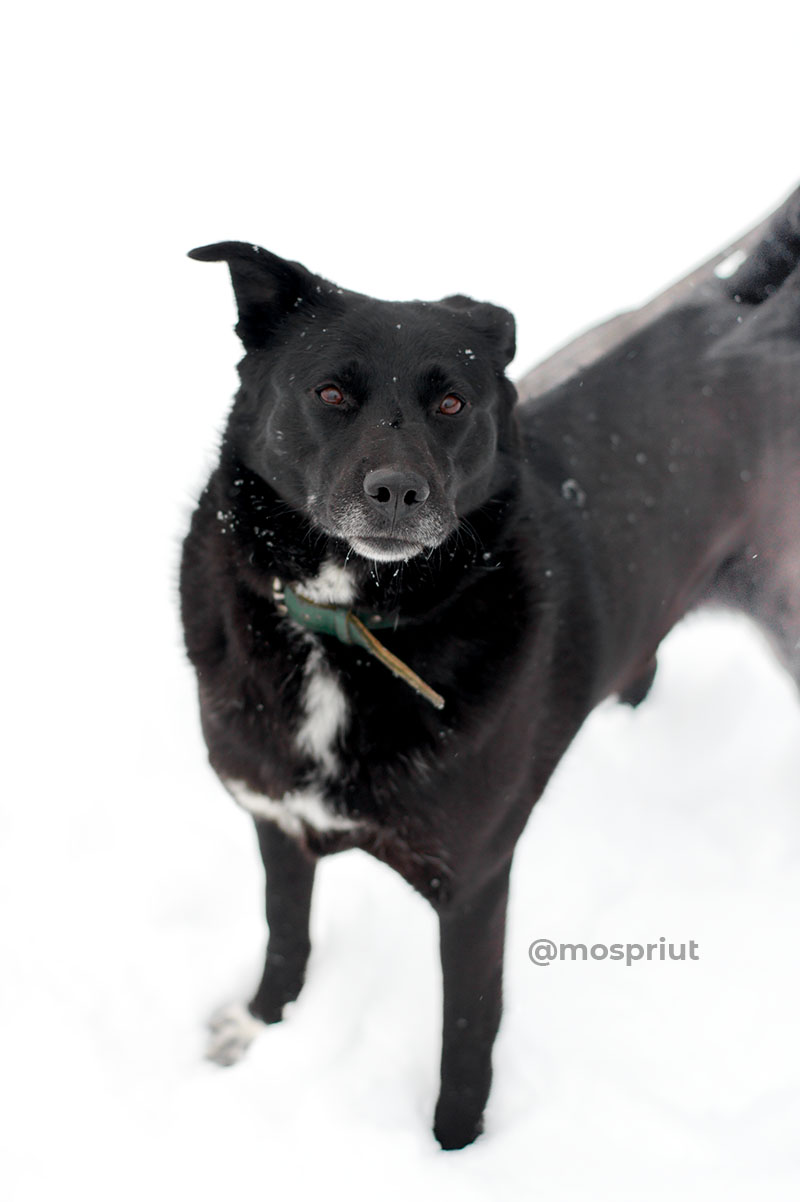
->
(3, 2), (800, 1199)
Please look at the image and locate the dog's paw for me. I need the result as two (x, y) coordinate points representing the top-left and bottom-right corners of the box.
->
(433, 1099), (485, 1151)
(206, 1001), (265, 1067)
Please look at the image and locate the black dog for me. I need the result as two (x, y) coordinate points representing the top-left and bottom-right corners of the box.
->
(181, 188), (800, 1149)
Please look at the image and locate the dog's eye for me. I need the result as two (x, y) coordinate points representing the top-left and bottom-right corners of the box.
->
(438, 394), (464, 416)
(318, 385), (345, 406)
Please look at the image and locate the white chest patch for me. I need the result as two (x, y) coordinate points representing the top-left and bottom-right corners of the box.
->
(292, 560), (354, 778)
(223, 561), (359, 837)
(225, 778), (360, 836)
(297, 560), (356, 605)
(295, 643), (349, 776)
(225, 779), (359, 837)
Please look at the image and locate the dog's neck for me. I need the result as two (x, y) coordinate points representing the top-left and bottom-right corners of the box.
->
(270, 576), (446, 709)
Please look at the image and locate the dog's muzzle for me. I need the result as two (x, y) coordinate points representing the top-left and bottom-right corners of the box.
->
(321, 465), (451, 561)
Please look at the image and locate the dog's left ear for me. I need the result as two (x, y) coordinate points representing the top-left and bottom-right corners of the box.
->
(188, 241), (322, 351)
(441, 295), (517, 367)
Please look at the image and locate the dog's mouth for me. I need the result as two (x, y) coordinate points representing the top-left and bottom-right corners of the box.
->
(346, 535), (428, 563)
(314, 496), (453, 563)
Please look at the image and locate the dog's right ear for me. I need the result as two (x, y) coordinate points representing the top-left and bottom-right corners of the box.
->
(440, 294), (517, 368)
(188, 242), (320, 351)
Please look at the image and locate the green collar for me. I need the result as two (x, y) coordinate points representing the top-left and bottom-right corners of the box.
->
(278, 582), (445, 710)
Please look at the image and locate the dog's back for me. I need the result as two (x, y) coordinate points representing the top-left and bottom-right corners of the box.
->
(520, 185), (800, 697)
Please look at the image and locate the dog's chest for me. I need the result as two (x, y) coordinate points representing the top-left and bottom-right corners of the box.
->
(225, 562), (359, 837)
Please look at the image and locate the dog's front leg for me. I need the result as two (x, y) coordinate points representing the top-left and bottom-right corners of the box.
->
(434, 857), (513, 1150)
(207, 820), (317, 1066)
(250, 819), (317, 1023)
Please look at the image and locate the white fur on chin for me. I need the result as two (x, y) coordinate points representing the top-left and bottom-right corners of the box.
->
(348, 538), (425, 563)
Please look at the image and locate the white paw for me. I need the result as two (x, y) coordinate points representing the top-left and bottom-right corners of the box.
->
(206, 1001), (264, 1066)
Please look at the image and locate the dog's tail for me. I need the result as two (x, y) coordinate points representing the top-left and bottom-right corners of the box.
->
(724, 184), (800, 304)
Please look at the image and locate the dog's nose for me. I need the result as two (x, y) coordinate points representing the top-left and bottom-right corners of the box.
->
(363, 467), (431, 516)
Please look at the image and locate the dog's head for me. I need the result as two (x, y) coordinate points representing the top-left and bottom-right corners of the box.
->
(189, 242), (519, 563)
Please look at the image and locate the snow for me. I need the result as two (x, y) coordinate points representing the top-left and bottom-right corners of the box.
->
(4, 2), (800, 1199)
(4, 612), (800, 1201)
(714, 248), (749, 279)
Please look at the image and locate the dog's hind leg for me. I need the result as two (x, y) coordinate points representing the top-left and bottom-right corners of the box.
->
(207, 821), (317, 1066)
(746, 563), (800, 693)
(738, 581), (800, 693)
(709, 532), (800, 695)
(433, 857), (513, 1150)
